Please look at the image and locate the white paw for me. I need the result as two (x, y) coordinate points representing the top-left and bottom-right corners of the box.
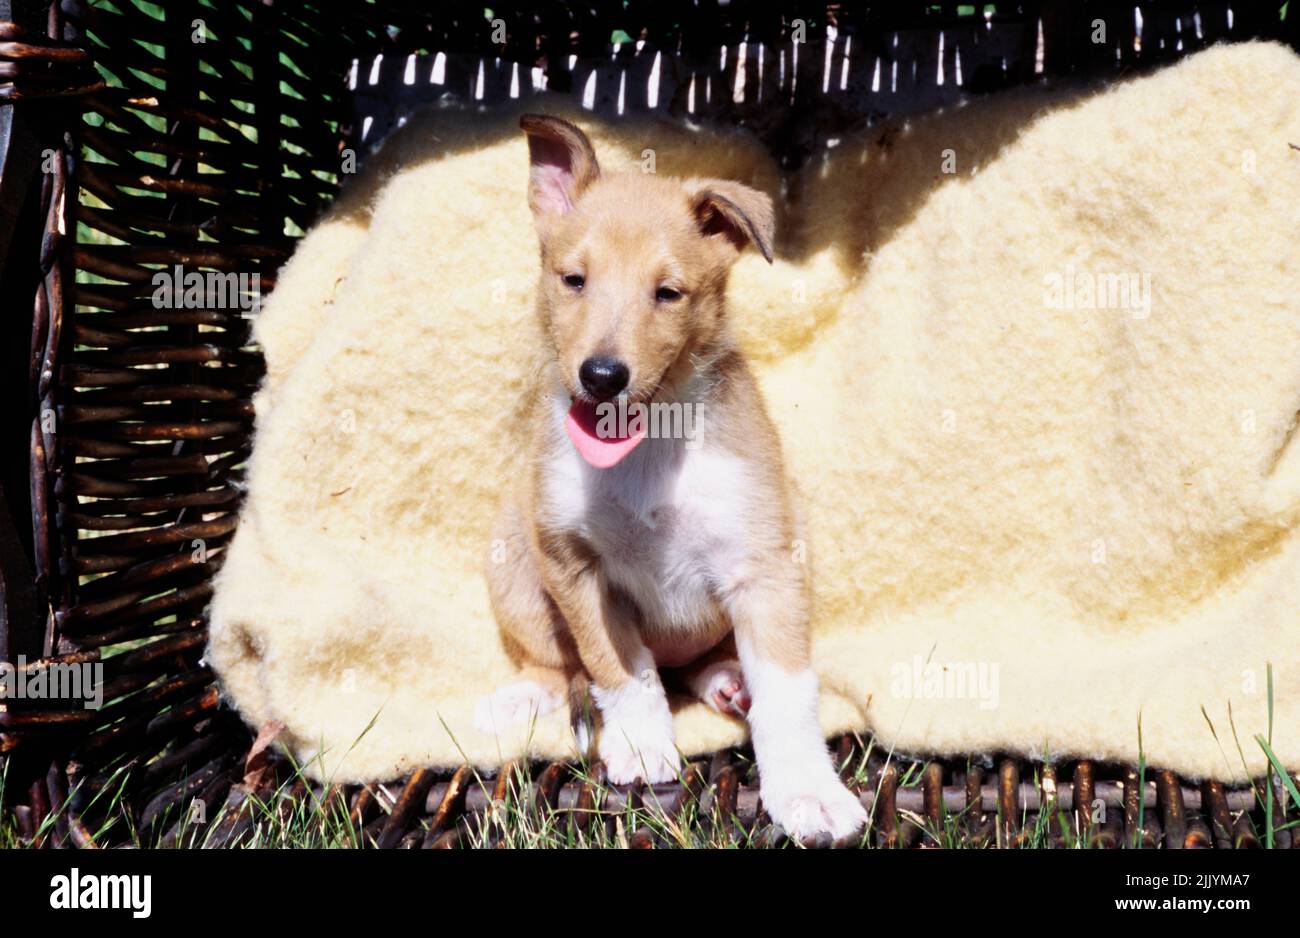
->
(689, 660), (751, 718)
(593, 669), (681, 784)
(473, 680), (561, 734)
(763, 771), (867, 843)
(599, 720), (681, 785)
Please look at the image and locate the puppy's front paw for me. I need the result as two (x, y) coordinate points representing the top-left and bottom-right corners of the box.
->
(599, 718), (680, 784)
(593, 670), (681, 784)
(763, 772), (866, 843)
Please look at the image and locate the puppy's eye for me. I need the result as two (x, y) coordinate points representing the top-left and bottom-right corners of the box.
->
(562, 273), (585, 290)
(655, 286), (682, 302)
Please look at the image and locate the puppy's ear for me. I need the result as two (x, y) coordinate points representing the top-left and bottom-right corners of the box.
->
(688, 180), (775, 263)
(520, 114), (600, 224)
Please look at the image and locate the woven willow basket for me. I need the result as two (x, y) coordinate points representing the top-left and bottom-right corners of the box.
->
(0, 0), (1296, 848)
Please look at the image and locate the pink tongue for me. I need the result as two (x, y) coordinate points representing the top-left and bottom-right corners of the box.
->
(565, 400), (646, 469)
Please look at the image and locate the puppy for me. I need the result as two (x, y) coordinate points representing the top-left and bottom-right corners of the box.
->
(477, 114), (866, 841)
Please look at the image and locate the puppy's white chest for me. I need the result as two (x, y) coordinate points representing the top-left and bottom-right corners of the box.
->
(545, 440), (751, 629)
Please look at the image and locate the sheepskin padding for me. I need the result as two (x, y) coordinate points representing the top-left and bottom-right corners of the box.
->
(208, 42), (1300, 784)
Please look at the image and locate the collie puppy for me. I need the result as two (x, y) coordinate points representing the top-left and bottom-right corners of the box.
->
(477, 114), (866, 841)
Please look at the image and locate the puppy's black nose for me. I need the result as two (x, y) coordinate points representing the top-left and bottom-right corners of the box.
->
(579, 356), (629, 400)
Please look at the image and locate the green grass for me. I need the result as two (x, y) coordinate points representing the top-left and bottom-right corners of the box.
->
(3, 666), (1294, 848)
(5, 696), (1295, 849)
(0, 742), (1191, 850)
(0, 730), (951, 848)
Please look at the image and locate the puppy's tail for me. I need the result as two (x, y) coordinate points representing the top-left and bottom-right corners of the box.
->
(566, 669), (597, 757)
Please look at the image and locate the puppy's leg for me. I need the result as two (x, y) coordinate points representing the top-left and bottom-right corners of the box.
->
(676, 634), (750, 718)
(538, 539), (679, 785)
(724, 565), (867, 843)
(478, 499), (580, 735)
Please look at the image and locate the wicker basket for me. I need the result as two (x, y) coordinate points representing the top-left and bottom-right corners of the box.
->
(1, 0), (1296, 848)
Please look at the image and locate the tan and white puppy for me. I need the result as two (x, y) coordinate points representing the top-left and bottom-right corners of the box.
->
(477, 114), (866, 841)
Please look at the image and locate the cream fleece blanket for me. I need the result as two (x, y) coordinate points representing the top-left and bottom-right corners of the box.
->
(209, 42), (1300, 785)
